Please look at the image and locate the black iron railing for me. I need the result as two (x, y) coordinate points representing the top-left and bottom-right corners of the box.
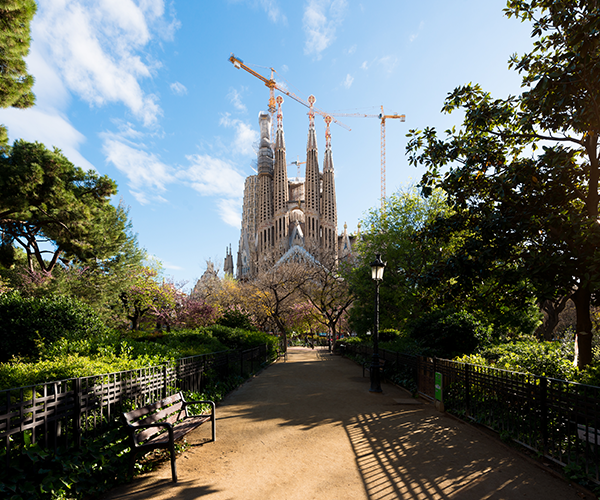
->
(344, 343), (600, 486)
(0, 344), (270, 469)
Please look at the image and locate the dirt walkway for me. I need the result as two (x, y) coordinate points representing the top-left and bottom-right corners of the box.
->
(103, 347), (591, 500)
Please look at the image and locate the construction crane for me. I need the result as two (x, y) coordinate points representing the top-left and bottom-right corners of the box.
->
(228, 54), (350, 132)
(330, 107), (405, 208)
(288, 157), (306, 181)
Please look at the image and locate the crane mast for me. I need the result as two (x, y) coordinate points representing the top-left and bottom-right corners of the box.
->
(329, 108), (405, 209)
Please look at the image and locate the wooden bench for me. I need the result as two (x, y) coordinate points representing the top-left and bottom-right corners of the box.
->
(121, 391), (216, 482)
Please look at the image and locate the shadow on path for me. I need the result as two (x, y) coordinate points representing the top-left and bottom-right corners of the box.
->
(102, 347), (587, 500)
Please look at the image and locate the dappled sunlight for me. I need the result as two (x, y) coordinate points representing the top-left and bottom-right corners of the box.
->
(345, 410), (566, 500)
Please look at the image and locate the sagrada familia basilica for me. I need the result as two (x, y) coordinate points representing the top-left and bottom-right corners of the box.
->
(224, 96), (355, 280)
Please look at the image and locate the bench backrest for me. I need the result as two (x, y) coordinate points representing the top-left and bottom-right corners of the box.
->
(122, 392), (187, 446)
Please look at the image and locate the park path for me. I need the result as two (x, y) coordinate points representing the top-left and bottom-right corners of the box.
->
(102, 347), (591, 500)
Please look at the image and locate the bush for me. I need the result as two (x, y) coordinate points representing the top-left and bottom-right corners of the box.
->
(407, 309), (491, 359)
(456, 338), (577, 380)
(0, 291), (107, 362)
(217, 309), (256, 330)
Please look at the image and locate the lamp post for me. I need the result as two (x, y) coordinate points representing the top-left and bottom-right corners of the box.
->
(369, 253), (386, 393)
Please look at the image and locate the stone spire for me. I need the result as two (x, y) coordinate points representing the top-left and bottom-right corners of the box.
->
(256, 111), (274, 255)
(223, 245), (234, 276)
(321, 115), (337, 259)
(304, 95), (320, 251)
(273, 96), (289, 252)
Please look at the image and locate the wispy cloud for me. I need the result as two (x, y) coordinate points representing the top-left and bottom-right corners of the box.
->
(303, 0), (347, 59)
(342, 74), (354, 89)
(33, 0), (178, 127)
(410, 21), (425, 43)
(170, 82), (187, 95)
(101, 131), (175, 203)
(227, 87), (247, 112)
(219, 113), (259, 156)
(217, 198), (243, 228)
(259, 0), (287, 24)
(376, 55), (399, 74)
(3, 106), (95, 172)
(179, 155), (245, 198)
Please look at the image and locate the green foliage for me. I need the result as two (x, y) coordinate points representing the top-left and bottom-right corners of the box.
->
(203, 324), (278, 354)
(0, 140), (123, 275)
(0, 1), (37, 138)
(0, 426), (129, 500)
(407, 309), (492, 359)
(380, 330), (425, 356)
(346, 186), (452, 334)
(217, 309), (256, 330)
(0, 291), (107, 363)
(406, 2), (600, 367)
(456, 338), (577, 380)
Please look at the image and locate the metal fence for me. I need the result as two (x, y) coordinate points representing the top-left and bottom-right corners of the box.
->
(344, 344), (600, 486)
(0, 344), (270, 469)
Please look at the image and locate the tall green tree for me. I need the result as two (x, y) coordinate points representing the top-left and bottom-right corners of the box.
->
(0, 0), (37, 145)
(407, 0), (600, 367)
(0, 140), (123, 274)
(347, 187), (453, 334)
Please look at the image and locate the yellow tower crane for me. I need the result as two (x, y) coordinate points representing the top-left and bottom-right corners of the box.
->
(329, 108), (405, 209)
(228, 54), (350, 132)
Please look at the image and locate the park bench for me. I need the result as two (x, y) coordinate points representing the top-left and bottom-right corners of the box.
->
(121, 391), (216, 483)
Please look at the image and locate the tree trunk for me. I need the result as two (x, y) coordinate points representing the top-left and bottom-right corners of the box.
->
(572, 287), (594, 368)
(536, 297), (569, 340)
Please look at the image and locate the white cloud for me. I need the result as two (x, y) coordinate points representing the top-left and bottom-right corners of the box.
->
(303, 0), (347, 59)
(410, 21), (425, 43)
(179, 154), (245, 198)
(219, 114), (259, 156)
(170, 82), (187, 95)
(2, 107), (95, 172)
(342, 74), (354, 89)
(227, 88), (247, 112)
(259, 0), (287, 24)
(218, 198), (242, 228)
(102, 134), (175, 201)
(360, 60), (369, 71)
(32, 0), (176, 127)
(377, 55), (399, 74)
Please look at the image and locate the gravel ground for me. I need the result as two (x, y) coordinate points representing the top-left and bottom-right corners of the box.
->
(102, 347), (593, 500)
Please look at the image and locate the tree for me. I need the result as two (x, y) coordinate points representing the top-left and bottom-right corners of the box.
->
(347, 187), (454, 334)
(0, 1), (37, 146)
(245, 259), (307, 350)
(0, 140), (123, 274)
(407, 0), (600, 367)
(300, 253), (354, 351)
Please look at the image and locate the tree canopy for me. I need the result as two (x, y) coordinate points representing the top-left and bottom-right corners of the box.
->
(407, 0), (600, 367)
(0, 0), (37, 145)
(0, 140), (124, 273)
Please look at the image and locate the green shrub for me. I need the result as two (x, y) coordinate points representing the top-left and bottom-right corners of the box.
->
(0, 291), (107, 362)
(217, 309), (256, 330)
(380, 330), (425, 356)
(456, 339), (578, 380)
(407, 309), (491, 359)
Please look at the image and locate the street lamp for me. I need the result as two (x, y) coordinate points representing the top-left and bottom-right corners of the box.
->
(369, 253), (386, 393)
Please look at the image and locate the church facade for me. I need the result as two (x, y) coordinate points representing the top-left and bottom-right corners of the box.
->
(230, 96), (354, 280)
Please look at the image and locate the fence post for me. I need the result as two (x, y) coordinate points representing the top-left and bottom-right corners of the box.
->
(73, 378), (82, 449)
(465, 364), (470, 417)
(540, 376), (548, 455)
(240, 350), (244, 377)
(162, 365), (167, 399)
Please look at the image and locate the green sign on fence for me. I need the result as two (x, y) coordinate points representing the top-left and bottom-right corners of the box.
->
(435, 372), (443, 401)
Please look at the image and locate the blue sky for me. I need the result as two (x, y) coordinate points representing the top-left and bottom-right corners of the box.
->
(2, 0), (534, 289)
